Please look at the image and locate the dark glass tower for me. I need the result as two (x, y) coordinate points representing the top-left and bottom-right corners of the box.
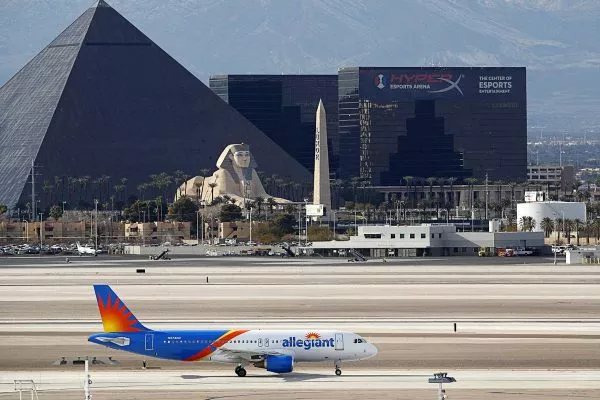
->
(338, 67), (527, 185)
(209, 75), (338, 175)
(0, 1), (309, 209)
(382, 100), (471, 183)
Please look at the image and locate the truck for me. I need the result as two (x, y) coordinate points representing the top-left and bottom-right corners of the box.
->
(512, 247), (533, 256)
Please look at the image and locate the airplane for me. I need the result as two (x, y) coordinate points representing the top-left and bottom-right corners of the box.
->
(76, 242), (101, 256)
(88, 285), (377, 377)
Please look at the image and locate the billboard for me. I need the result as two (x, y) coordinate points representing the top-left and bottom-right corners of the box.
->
(306, 204), (325, 217)
(524, 191), (547, 202)
(360, 67), (526, 101)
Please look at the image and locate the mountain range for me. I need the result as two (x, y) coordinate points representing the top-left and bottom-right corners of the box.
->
(1, 0), (599, 133)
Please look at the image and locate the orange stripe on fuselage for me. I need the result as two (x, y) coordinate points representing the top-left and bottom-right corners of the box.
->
(185, 329), (249, 361)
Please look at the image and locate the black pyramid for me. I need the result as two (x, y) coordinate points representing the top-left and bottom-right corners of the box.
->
(0, 0), (310, 209)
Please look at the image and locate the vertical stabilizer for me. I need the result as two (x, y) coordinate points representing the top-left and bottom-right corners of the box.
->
(93, 285), (149, 332)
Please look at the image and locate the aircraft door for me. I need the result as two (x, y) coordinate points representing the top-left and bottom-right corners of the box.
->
(265, 338), (270, 347)
(335, 333), (344, 350)
(145, 334), (154, 351)
(258, 338), (263, 347)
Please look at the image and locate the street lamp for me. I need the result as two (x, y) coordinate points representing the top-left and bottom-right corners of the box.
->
(249, 206), (253, 245)
(94, 199), (99, 251)
(303, 198), (309, 247)
(196, 210), (200, 245)
(62, 201), (67, 217)
(39, 213), (43, 248)
(22, 219), (29, 242)
(332, 210), (337, 241)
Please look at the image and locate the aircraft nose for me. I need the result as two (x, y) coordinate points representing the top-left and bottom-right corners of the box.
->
(367, 343), (378, 358)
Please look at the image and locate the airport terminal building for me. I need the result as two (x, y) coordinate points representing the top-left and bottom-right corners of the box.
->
(338, 67), (527, 184)
(310, 224), (544, 257)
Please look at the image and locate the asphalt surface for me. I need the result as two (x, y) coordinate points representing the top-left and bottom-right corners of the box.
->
(0, 254), (599, 399)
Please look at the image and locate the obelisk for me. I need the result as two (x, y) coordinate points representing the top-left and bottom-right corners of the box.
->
(313, 99), (331, 219)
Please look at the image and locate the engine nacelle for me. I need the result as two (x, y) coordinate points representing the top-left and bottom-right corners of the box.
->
(254, 355), (294, 373)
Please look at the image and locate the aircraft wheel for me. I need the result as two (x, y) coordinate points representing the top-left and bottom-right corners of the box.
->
(235, 367), (247, 377)
(335, 368), (342, 376)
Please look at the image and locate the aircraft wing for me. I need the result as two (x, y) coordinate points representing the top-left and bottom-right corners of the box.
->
(214, 348), (291, 362)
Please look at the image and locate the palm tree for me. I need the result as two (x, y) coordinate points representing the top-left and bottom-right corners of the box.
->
(505, 212), (516, 231)
(465, 177), (478, 217)
(137, 183), (148, 201)
(120, 177), (128, 203)
(437, 177), (446, 206)
(350, 176), (362, 204)
(208, 182), (217, 204)
(54, 176), (64, 204)
(574, 218), (584, 246)
(330, 179), (343, 209)
(266, 197), (278, 217)
(426, 177), (436, 202)
(447, 177), (456, 207)
(540, 217), (554, 238)
(42, 180), (54, 206)
(563, 219), (574, 244)
(79, 176), (90, 204)
(113, 184), (125, 204)
(402, 176), (414, 208)
(584, 219), (596, 245)
(519, 216), (536, 232)
(555, 217), (564, 243)
(255, 196), (265, 219)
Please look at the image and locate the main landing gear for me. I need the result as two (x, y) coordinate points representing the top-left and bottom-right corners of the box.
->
(235, 365), (247, 377)
(335, 360), (342, 376)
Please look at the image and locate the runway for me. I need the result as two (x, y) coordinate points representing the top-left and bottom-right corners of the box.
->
(2, 369), (600, 399)
(1, 255), (599, 398)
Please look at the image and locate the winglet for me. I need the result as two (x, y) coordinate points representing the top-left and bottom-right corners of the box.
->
(93, 285), (149, 332)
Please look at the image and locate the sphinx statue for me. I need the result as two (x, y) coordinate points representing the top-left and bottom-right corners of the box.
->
(175, 143), (290, 206)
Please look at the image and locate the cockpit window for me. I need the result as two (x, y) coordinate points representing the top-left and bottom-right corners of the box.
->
(353, 338), (366, 343)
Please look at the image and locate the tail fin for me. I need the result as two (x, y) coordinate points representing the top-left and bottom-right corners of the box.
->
(93, 285), (149, 332)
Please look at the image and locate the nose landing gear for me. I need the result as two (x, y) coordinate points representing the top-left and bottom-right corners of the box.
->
(235, 365), (247, 377)
(334, 360), (342, 376)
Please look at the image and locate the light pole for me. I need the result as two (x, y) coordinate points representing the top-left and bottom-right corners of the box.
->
(201, 213), (204, 244)
(23, 219), (28, 242)
(297, 204), (301, 245)
(249, 206), (253, 245)
(39, 213), (43, 249)
(485, 172), (489, 221)
(94, 199), (99, 251)
(196, 210), (200, 245)
(332, 210), (336, 241)
(303, 198), (309, 246)
(62, 201), (66, 217)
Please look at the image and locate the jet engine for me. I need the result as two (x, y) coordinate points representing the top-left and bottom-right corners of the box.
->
(253, 355), (294, 373)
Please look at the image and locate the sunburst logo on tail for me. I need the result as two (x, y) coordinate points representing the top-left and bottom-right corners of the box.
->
(97, 292), (142, 332)
(305, 332), (320, 339)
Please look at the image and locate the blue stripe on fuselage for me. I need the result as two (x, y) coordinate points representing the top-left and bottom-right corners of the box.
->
(88, 330), (229, 361)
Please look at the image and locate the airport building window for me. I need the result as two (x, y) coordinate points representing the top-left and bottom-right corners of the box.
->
(364, 233), (382, 239)
(421, 233), (426, 238)
(462, 247), (466, 252)
(439, 233), (442, 238)
(431, 233), (435, 239)
(391, 234), (395, 239)
(400, 234), (405, 238)
(410, 233), (415, 239)
(453, 247), (458, 253)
